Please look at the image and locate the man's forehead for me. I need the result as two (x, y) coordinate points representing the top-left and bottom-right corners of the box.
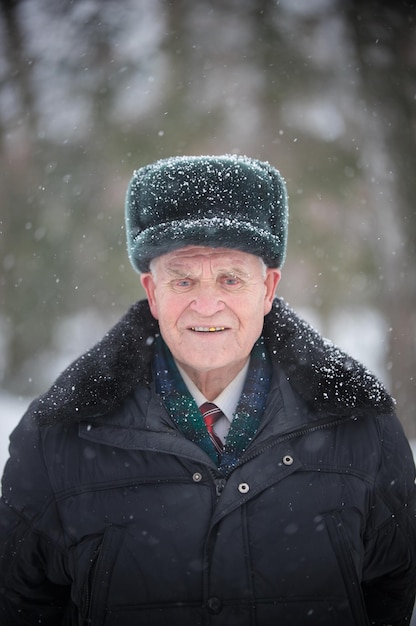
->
(157, 246), (259, 266)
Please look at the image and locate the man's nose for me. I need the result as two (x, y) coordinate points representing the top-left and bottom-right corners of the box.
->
(189, 282), (225, 315)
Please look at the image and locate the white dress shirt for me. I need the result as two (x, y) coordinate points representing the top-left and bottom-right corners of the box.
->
(175, 360), (250, 444)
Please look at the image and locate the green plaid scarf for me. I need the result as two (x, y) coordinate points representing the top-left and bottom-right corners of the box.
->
(153, 335), (271, 476)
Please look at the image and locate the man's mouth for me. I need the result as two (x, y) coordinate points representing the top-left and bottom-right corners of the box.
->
(190, 326), (226, 333)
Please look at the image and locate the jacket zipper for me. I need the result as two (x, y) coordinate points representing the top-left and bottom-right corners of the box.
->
(82, 543), (102, 622)
(214, 477), (226, 496)
(235, 414), (358, 468)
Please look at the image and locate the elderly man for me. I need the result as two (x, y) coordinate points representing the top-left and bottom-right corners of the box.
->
(1, 155), (415, 625)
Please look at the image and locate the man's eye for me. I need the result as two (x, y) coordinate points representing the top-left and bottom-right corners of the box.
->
(222, 276), (241, 287)
(174, 279), (193, 289)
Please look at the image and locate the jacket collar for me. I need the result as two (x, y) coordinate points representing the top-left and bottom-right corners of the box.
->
(34, 298), (394, 425)
(263, 299), (394, 418)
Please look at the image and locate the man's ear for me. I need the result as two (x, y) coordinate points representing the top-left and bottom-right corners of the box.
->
(263, 268), (281, 315)
(140, 273), (159, 319)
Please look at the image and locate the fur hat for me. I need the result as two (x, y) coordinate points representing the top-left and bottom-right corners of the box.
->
(125, 154), (288, 272)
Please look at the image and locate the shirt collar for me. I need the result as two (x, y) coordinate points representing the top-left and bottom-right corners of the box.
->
(175, 360), (250, 423)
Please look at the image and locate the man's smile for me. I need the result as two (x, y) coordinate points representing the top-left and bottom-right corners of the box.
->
(190, 326), (226, 332)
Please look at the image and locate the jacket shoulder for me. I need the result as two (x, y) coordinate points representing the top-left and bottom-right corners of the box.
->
(264, 298), (395, 418)
(31, 300), (158, 425)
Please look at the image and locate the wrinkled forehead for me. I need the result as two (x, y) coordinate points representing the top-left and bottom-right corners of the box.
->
(151, 246), (264, 274)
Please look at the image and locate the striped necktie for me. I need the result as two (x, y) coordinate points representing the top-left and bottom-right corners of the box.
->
(200, 402), (224, 454)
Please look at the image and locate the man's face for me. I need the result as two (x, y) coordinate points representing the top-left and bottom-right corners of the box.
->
(141, 247), (281, 385)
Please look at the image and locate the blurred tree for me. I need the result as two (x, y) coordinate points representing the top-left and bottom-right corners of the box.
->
(344, 0), (416, 436)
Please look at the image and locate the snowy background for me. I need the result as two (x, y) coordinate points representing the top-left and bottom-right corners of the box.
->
(1, 1), (415, 619)
(1, 0), (415, 445)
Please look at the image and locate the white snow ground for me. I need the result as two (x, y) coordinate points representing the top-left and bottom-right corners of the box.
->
(0, 393), (32, 476)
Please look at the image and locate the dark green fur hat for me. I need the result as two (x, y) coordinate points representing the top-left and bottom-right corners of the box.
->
(125, 154), (288, 272)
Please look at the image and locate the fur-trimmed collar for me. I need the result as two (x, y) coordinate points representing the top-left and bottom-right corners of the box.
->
(33, 298), (394, 425)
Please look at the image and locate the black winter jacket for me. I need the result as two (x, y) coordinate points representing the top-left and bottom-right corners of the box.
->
(1, 298), (415, 626)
